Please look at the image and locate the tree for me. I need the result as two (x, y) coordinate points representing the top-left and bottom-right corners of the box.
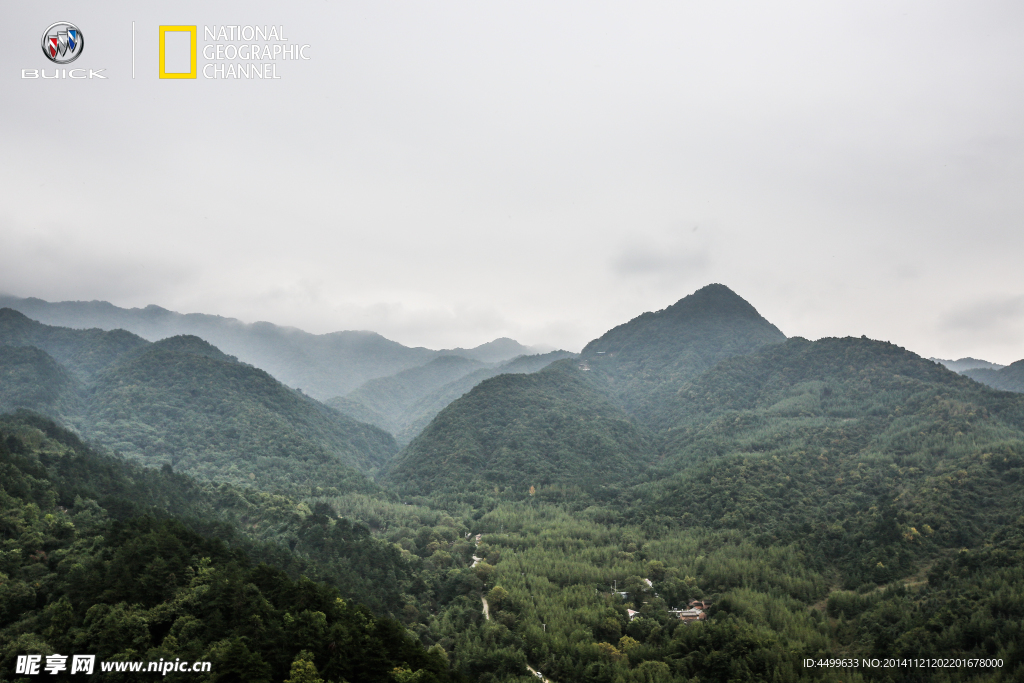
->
(284, 651), (323, 683)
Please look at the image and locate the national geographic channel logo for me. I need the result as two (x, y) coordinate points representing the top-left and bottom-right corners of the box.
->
(159, 25), (310, 79)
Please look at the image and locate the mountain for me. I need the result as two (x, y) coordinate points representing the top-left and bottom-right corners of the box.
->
(328, 355), (488, 434)
(0, 307), (149, 381)
(0, 296), (543, 399)
(0, 345), (83, 420)
(930, 356), (1005, 372)
(329, 350), (576, 444)
(0, 312), (398, 492)
(6, 288), (1024, 681)
(386, 361), (654, 495)
(964, 359), (1024, 393)
(393, 350), (577, 444)
(633, 334), (1024, 585)
(580, 283), (786, 420)
(387, 285), (782, 495)
(83, 335), (398, 489)
(0, 414), (453, 682)
(444, 337), (535, 363)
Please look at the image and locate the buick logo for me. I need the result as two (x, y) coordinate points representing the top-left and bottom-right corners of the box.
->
(41, 22), (84, 64)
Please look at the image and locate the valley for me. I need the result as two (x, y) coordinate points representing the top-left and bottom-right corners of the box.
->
(1, 285), (1022, 682)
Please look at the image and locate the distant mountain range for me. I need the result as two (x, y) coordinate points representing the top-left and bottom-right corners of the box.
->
(328, 350), (576, 444)
(4, 283), (1024, 679)
(0, 309), (395, 492)
(386, 284), (788, 494)
(0, 295), (544, 399)
(930, 356), (1024, 393)
(962, 360), (1024, 394)
(930, 356), (1005, 372)
(387, 284), (1024, 497)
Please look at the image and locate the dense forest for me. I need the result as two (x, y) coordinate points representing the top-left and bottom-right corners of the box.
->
(0, 311), (397, 493)
(2, 286), (1024, 682)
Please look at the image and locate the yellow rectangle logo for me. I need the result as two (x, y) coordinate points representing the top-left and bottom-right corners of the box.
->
(159, 26), (197, 78)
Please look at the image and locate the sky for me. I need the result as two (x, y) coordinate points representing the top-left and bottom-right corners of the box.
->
(2, 2), (1023, 362)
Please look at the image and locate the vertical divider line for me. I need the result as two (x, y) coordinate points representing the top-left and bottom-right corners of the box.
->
(132, 22), (135, 78)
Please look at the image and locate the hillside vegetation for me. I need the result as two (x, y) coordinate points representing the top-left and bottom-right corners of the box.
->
(581, 283), (786, 420)
(965, 360), (1024, 394)
(331, 351), (576, 444)
(4, 285), (1024, 682)
(0, 297), (538, 399)
(0, 312), (397, 493)
(0, 414), (453, 683)
(388, 361), (653, 496)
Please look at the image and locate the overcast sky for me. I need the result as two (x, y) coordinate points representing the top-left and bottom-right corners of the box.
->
(3, 2), (1022, 362)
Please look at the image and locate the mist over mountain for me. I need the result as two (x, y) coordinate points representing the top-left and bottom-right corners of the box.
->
(328, 355), (488, 434)
(388, 285), (784, 494)
(0, 307), (149, 381)
(0, 312), (396, 492)
(930, 356), (1006, 372)
(386, 360), (654, 495)
(329, 349), (576, 444)
(964, 359), (1024, 394)
(581, 283), (787, 420)
(0, 296), (543, 399)
(5, 284), (1024, 681)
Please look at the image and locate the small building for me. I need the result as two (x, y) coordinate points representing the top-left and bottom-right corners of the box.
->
(678, 608), (707, 623)
(627, 609), (640, 621)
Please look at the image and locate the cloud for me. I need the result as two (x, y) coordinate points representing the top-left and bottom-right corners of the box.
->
(940, 295), (1024, 333)
(611, 228), (712, 278)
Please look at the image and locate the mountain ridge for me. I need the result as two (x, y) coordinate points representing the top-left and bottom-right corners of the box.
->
(0, 296), (545, 399)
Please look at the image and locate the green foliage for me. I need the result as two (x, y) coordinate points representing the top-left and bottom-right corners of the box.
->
(83, 336), (397, 490)
(0, 307), (149, 381)
(387, 362), (654, 496)
(0, 345), (83, 421)
(331, 351), (575, 446)
(0, 315), (399, 494)
(0, 415), (456, 683)
(965, 359), (1024, 394)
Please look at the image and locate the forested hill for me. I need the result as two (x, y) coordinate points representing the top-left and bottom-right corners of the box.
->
(0, 414), (453, 683)
(393, 350), (577, 445)
(0, 314), (399, 493)
(634, 335), (1024, 583)
(0, 296), (539, 399)
(328, 355), (488, 435)
(581, 283), (786, 420)
(0, 308), (148, 381)
(0, 342), (82, 411)
(386, 361), (654, 496)
(83, 335), (398, 489)
(964, 359), (1024, 393)
(386, 286), (784, 495)
(330, 350), (576, 444)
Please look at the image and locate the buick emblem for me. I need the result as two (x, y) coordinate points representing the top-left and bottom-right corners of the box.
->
(41, 22), (84, 64)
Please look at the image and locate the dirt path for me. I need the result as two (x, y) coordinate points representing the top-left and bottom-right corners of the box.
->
(526, 664), (550, 682)
(473, 534), (553, 683)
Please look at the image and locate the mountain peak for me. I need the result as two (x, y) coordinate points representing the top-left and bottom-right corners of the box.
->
(664, 283), (765, 319)
(582, 284), (784, 359)
(149, 335), (237, 363)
